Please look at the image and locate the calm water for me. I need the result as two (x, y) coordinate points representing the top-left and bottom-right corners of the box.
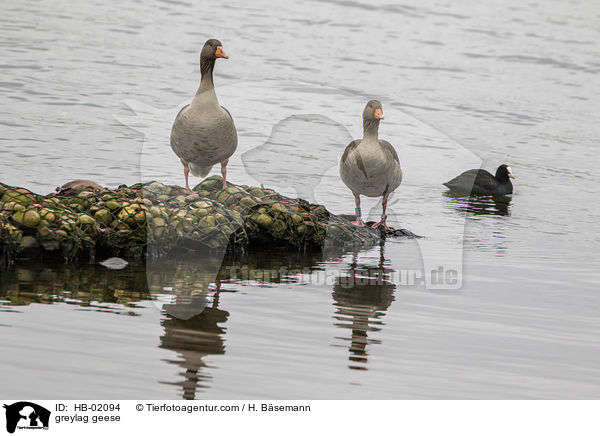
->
(1, 0), (599, 398)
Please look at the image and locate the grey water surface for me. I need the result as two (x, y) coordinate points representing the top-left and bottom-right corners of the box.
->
(1, 0), (599, 399)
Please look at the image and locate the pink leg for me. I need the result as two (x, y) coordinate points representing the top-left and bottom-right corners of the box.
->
(371, 196), (393, 230)
(351, 193), (365, 227)
(184, 165), (193, 193)
(220, 160), (228, 190)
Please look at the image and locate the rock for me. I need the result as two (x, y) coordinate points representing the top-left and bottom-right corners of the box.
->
(19, 236), (40, 250)
(39, 208), (56, 223)
(78, 214), (96, 225)
(249, 188), (264, 197)
(239, 197), (257, 208)
(106, 200), (120, 211)
(94, 208), (112, 225)
(0, 176), (415, 262)
(253, 213), (272, 228)
(77, 191), (96, 199)
(214, 213), (228, 225)
(134, 211), (147, 224)
(12, 209), (41, 228)
(152, 217), (166, 227)
(2, 189), (36, 206)
(291, 214), (303, 225)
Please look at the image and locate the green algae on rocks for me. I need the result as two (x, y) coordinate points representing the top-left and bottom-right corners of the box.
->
(1, 177), (415, 263)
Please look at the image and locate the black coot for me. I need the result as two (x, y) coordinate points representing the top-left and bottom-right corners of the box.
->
(443, 164), (515, 196)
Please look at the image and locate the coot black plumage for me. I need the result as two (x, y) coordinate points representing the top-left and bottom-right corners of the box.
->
(443, 164), (515, 196)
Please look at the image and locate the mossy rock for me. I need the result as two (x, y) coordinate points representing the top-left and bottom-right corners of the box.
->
(192, 200), (211, 209)
(214, 213), (229, 225)
(117, 205), (141, 222)
(12, 209), (41, 228)
(94, 208), (112, 225)
(134, 211), (147, 224)
(3, 202), (26, 212)
(249, 188), (264, 197)
(252, 213), (272, 229)
(271, 219), (287, 236)
(77, 191), (96, 200)
(270, 203), (287, 214)
(37, 226), (53, 238)
(0, 179), (394, 260)
(60, 220), (76, 232)
(2, 189), (36, 206)
(19, 236), (40, 250)
(149, 205), (163, 217)
(239, 197), (257, 208)
(192, 208), (209, 218)
(39, 208), (56, 223)
(199, 216), (216, 228)
(106, 200), (120, 211)
(216, 191), (231, 203)
(152, 217), (166, 227)
(197, 178), (221, 191)
(291, 214), (303, 225)
(78, 214), (96, 228)
(54, 229), (68, 239)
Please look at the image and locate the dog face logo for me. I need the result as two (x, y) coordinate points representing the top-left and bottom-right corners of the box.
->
(3, 402), (50, 434)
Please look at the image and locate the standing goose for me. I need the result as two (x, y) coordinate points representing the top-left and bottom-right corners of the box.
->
(443, 164), (515, 196)
(340, 100), (403, 230)
(171, 39), (238, 192)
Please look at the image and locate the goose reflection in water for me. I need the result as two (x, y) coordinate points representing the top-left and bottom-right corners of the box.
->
(159, 291), (228, 400)
(149, 250), (324, 399)
(443, 191), (512, 217)
(147, 253), (227, 399)
(332, 246), (396, 371)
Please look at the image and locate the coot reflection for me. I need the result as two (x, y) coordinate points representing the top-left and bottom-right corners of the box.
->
(443, 191), (512, 217)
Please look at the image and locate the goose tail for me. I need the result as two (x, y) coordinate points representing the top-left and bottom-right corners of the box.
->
(189, 163), (213, 178)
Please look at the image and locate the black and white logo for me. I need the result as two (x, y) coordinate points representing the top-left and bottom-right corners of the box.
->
(3, 402), (50, 434)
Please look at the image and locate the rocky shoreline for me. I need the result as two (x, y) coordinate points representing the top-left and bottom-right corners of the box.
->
(0, 176), (418, 264)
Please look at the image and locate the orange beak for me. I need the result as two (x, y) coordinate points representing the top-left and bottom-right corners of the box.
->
(215, 46), (229, 59)
(374, 108), (384, 119)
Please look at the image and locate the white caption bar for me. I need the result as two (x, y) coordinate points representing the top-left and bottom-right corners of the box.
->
(1, 400), (598, 435)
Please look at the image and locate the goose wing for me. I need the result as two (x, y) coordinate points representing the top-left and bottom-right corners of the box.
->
(341, 140), (367, 178)
(379, 140), (400, 164)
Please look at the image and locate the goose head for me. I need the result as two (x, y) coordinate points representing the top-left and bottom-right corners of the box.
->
(200, 39), (228, 66)
(363, 100), (384, 121)
(362, 100), (384, 138)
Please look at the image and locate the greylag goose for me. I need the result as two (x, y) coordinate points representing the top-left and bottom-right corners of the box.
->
(340, 100), (402, 230)
(170, 39), (237, 192)
(444, 164), (515, 196)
